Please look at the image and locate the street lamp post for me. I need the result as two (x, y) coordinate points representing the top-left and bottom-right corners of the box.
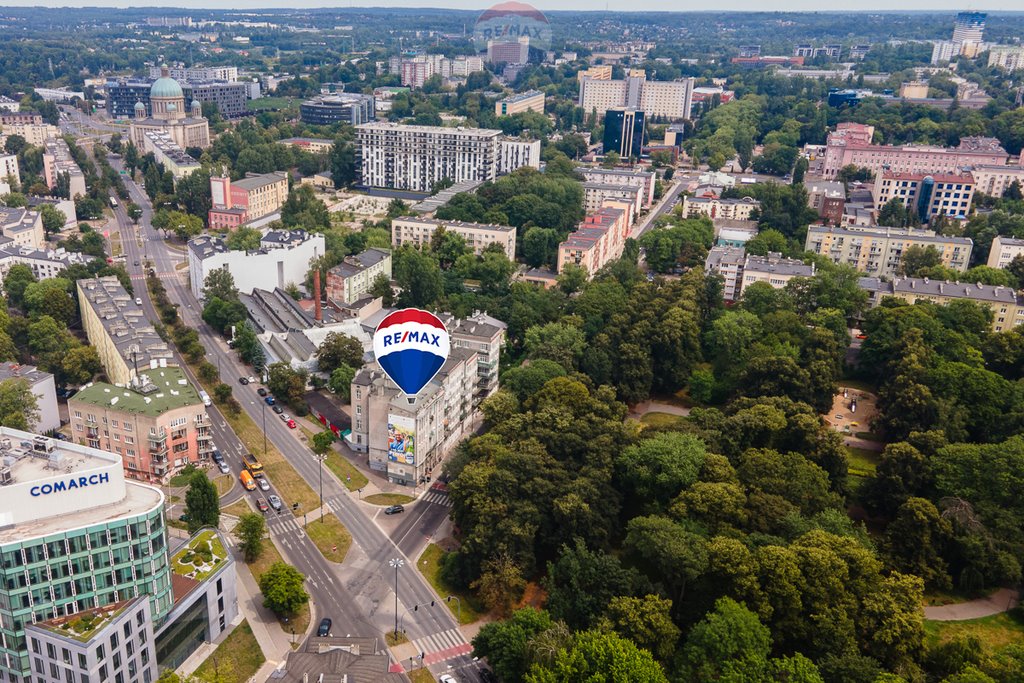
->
(261, 399), (267, 455)
(316, 454), (327, 522)
(389, 558), (404, 640)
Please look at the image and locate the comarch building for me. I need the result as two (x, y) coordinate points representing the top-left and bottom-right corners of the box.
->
(0, 429), (239, 683)
(0, 430), (172, 683)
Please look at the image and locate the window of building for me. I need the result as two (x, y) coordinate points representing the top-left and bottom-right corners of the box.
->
(46, 644), (55, 660)
(111, 654), (120, 671)
(62, 649), (71, 665)
(31, 639), (39, 655)
(109, 634), (118, 651)
(78, 655), (86, 670)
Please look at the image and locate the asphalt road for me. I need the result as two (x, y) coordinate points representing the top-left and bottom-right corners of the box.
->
(631, 178), (686, 239)
(109, 156), (487, 678)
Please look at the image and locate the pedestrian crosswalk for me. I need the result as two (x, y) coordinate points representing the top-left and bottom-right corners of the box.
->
(420, 489), (452, 508)
(411, 628), (472, 665)
(267, 515), (302, 536)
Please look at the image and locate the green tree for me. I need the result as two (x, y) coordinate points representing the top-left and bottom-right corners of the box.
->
(523, 321), (586, 369)
(311, 430), (334, 457)
(224, 227), (262, 251)
(315, 332), (364, 374)
(234, 321), (265, 370)
(126, 202), (142, 224)
(900, 245), (943, 276)
(884, 497), (952, 590)
(615, 432), (706, 514)
(202, 297), (247, 336)
(544, 539), (649, 630)
(184, 471), (220, 533)
(203, 267), (239, 303)
(23, 278), (75, 324)
(281, 184), (329, 229)
(40, 204), (66, 236)
(61, 346), (101, 386)
(0, 379), (40, 430)
(556, 264), (588, 294)
(213, 383), (233, 404)
(258, 562), (309, 616)
(369, 272), (394, 307)
(267, 362), (308, 412)
(472, 554), (527, 617)
(600, 595), (680, 663)
(394, 247), (443, 308)
(3, 263), (36, 310)
(472, 608), (554, 683)
(684, 597), (772, 681)
(524, 630), (667, 683)
(235, 512), (267, 563)
(329, 365), (356, 400)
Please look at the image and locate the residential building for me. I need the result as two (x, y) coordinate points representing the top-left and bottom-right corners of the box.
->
(988, 46), (1024, 71)
(24, 197), (76, 231)
(690, 86), (735, 116)
(495, 89), (545, 116)
(822, 123), (1008, 179)
(603, 108), (645, 159)
(579, 72), (694, 121)
(299, 93), (375, 126)
(556, 202), (631, 276)
(860, 275), (1024, 332)
(357, 123), (532, 192)
(1, 123), (60, 146)
(583, 182), (643, 222)
(148, 65), (239, 82)
(0, 363), (58, 433)
(805, 180), (846, 224)
(581, 167), (656, 207)
(128, 67), (210, 151)
(0, 113), (42, 126)
(987, 236), (1024, 269)
(872, 170), (976, 221)
(576, 65), (613, 81)
(183, 81), (250, 118)
(966, 165), (1024, 197)
(731, 55), (806, 68)
(188, 230), (324, 298)
(109, 76), (251, 119)
(497, 137), (541, 174)
(740, 252), (815, 293)
(325, 248), (392, 305)
(682, 195), (760, 221)
(42, 138), (87, 199)
(445, 310), (507, 403)
(391, 216), (516, 259)
(0, 430), (172, 683)
(704, 246), (746, 301)
(141, 130), (201, 179)
(487, 37), (529, 64)
(104, 78), (154, 119)
(953, 11), (986, 44)
(0, 207), (45, 250)
(0, 242), (92, 287)
(0, 155), (17, 183)
(270, 637), (400, 683)
(899, 81), (930, 99)
(349, 346), (478, 486)
(714, 219), (759, 248)
(69, 366), (212, 481)
(440, 56), (485, 78)
(805, 225), (973, 277)
(793, 44), (842, 59)
(208, 172), (289, 229)
(278, 137), (334, 155)
(371, 86), (410, 112)
(0, 95), (19, 112)
(77, 277), (175, 386)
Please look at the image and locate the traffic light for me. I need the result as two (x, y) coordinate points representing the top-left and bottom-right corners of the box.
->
(292, 502), (299, 511)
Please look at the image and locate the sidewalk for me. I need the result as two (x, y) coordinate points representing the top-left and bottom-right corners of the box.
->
(924, 588), (1019, 621)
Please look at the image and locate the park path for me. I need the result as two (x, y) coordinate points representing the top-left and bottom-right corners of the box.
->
(629, 400), (692, 421)
(923, 588), (1019, 621)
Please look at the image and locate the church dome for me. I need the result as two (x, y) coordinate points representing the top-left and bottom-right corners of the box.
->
(134, 101), (145, 111)
(151, 66), (184, 99)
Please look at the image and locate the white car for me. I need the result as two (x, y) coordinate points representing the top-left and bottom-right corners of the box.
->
(218, 462), (230, 474)
(258, 478), (270, 491)
(439, 676), (457, 683)
(135, 297), (143, 305)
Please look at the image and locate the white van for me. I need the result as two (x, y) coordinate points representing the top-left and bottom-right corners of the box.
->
(199, 390), (212, 407)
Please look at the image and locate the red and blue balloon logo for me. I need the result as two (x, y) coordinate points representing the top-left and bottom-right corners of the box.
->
(373, 309), (451, 397)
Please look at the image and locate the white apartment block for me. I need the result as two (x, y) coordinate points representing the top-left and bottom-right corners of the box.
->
(988, 46), (1024, 71)
(682, 196), (760, 221)
(580, 168), (656, 207)
(0, 154), (18, 182)
(42, 138), (87, 199)
(639, 80), (695, 120)
(498, 138), (541, 175)
(1, 123), (61, 146)
(583, 182), (643, 223)
(0, 362), (59, 433)
(357, 123), (534, 192)
(705, 246), (746, 301)
(987, 236), (1024, 269)
(326, 248), (393, 305)
(579, 73), (694, 121)
(148, 65), (239, 82)
(391, 216), (516, 260)
(805, 225), (973, 278)
(495, 90), (545, 116)
(188, 230), (325, 299)
(0, 243), (93, 285)
(968, 165), (1024, 198)
(0, 207), (45, 250)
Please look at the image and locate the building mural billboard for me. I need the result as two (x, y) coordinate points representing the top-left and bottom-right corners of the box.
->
(387, 414), (416, 466)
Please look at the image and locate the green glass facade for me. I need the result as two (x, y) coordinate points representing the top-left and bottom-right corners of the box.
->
(0, 506), (172, 683)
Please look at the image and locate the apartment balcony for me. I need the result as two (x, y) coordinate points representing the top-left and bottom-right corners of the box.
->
(148, 432), (167, 444)
(194, 414), (211, 427)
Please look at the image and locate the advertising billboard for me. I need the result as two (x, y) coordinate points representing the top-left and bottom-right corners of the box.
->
(387, 414), (416, 466)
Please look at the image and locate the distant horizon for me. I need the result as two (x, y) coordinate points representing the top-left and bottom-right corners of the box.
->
(1, 2), (1024, 14)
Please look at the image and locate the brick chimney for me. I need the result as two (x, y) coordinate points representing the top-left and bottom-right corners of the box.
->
(313, 269), (322, 322)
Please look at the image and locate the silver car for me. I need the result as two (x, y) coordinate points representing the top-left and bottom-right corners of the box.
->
(267, 495), (283, 511)
(217, 461), (230, 474)
(258, 478), (270, 491)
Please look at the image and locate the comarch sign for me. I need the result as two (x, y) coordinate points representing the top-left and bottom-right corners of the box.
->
(31, 472), (111, 497)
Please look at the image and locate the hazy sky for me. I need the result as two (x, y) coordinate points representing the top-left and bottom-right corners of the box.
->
(1, 0), (1021, 12)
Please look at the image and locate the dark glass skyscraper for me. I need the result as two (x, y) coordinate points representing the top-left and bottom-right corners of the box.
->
(603, 108), (646, 159)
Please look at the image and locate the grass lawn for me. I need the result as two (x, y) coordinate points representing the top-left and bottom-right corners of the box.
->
(847, 447), (881, 477)
(924, 587), (998, 607)
(838, 378), (876, 392)
(325, 452), (369, 492)
(168, 518), (189, 531)
(213, 474), (234, 497)
(246, 539), (311, 635)
(303, 514), (352, 562)
(417, 544), (486, 625)
(194, 620), (265, 682)
(169, 470), (197, 487)
(385, 630), (409, 646)
(364, 493), (415, 506)
(222, 499), (252, 518)
(408, 669), (435, 683)
(925, 608), (1024, 651)
(855, 431), (885, 442)
(639, 412), (688, 430)
(247, 97), (296, 112)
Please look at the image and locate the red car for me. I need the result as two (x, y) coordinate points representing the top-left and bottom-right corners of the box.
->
(287, 419), (297, 429)
(256, 498), (269, 512)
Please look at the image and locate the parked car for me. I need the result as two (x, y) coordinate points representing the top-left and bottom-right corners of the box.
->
(265, 396), (276, 406)
(257, 388), (268, 397)
(238, 377), (249, 385)
(268, 495), (283, 511)
(287, 419), (297, 429)
(317, 618), (332, 637)
(256, 498), (269, 512)
(218, 462), (230, 474)
(247, 376), (257, 384)
(258, 478), (270, 491)
(212, 449), (224, 463)
(178, 513), (189, 522)
(272, 405), (284, 414)
(439, 676), (457, 683)
(384, 505), (405, 515)
(279, 413), (290, 422)
(479, 670), (498, 683)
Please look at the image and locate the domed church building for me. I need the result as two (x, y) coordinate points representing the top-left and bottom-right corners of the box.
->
(129, 66), (211, 150)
